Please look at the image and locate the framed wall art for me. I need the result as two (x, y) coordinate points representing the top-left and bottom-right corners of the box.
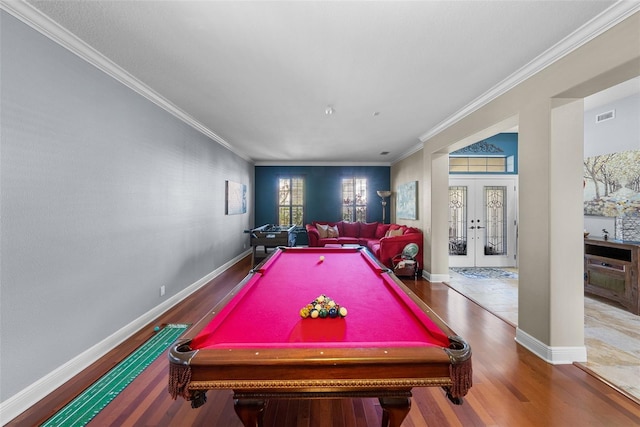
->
(584, 149), (640, 217)
(396, 181), (417, 220)
(225, 180), (247, 215)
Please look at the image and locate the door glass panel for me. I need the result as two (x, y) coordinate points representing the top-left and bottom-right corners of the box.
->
(449, 186), (467, 255)
(484, 186), (506, 256)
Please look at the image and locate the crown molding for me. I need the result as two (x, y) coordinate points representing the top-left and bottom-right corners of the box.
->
(419, 2), (640, 143)
(0, 0), (253, 163)
(390, 141), (424, 165)
(254, 161), (392, 167)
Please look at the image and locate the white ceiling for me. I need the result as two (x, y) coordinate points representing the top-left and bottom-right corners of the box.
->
(17, 1), (634, 164)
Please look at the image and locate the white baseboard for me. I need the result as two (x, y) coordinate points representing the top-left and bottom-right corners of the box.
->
(515, 327), (587, 364)
(423, 270), (449, 283)
(0, 250), (250, 424)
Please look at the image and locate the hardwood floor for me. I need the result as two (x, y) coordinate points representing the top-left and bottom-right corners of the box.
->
(445, 268), (640, 403)
(7, 255), (640, 426)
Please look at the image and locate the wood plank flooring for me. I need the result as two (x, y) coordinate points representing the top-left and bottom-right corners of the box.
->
(445, 268), (640, 403)
(6, 255), (640, 426)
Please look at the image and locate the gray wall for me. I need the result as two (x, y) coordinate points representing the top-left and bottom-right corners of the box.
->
(583, 90), (640, 236)
(584, 92), (640, 157)
(0, 11), (253, 401)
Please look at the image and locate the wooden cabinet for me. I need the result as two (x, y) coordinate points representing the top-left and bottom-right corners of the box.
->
(584, 237), (639, 315)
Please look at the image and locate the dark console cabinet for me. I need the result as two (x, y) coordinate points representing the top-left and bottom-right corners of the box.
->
(584, 237), (639, 315)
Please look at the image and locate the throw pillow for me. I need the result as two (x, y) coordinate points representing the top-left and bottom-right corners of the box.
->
(375, 223), (391, 239)
(342, 221), (359, 237)
(316, 223), (330, 238)
(327, 225), (339, 237)
(385, 229), (404, 238)
(360, 222), (378, 238)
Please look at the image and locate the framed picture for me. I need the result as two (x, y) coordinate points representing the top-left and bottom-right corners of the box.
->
(584, 149), (640, 216)
(225, 180), (247, 215)
(397, 181), (417, 220)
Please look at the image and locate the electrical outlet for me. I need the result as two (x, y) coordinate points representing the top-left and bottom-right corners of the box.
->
(160, 285), (166, 297)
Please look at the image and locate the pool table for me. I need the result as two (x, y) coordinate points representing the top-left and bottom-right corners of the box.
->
(169, 246), (472, 427)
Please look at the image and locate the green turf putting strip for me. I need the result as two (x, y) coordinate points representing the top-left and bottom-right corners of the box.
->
(41, 324), (189, 427)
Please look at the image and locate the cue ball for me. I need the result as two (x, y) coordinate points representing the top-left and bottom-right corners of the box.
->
(319, 256), (325, 261)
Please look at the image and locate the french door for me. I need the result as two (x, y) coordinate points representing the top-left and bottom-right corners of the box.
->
(449, 176), (518, 267)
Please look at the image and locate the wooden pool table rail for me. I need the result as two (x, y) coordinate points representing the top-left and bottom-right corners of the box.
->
(168, 247), (472, 427)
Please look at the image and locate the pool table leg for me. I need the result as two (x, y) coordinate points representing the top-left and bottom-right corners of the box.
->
(233, 398), (266, 427)
(379, 396), (411, 427)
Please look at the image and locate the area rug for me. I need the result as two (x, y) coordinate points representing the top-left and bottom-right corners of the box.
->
(450, 267), (518, 280)
(41, 324), (189, 427)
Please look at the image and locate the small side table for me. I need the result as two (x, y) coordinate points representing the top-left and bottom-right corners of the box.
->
(392, 256), (418, 278)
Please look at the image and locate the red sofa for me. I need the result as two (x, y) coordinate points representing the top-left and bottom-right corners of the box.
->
(305, 221), (423, 271)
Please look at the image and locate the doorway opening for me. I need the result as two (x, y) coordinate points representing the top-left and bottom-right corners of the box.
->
(448, 176), (518, 268)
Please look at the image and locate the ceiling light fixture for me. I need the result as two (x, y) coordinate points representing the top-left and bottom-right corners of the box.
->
(325, 105), (334, 115)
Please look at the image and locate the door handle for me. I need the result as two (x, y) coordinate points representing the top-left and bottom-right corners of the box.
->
(469, 226), (476, 230)
(476, 226), (485, 229)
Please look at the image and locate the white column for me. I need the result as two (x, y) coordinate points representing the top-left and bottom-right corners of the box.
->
(516, 98), (587, 363)
(424, 151), (450, 282)
(549, 99), (587, 351)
